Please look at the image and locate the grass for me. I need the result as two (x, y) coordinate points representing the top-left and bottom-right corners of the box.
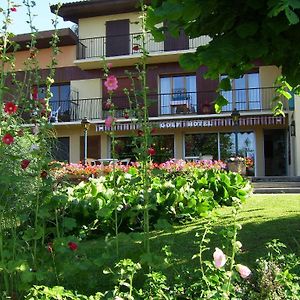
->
(62, 194), (300, 294)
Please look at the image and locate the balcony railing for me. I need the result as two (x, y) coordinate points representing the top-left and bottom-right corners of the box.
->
(77, 32), (209, 59)
(47, 87), (288, 123)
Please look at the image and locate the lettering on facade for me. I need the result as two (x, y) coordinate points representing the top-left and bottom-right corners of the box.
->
(96, 116), (285, 132)
(160, 120), (213, 129)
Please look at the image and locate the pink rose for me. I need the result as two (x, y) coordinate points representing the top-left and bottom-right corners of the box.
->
(105, 116), (115, 127)
(236, 264), (251, 279)
(213, 247), (226, 268)
(104, 75), (118, 91)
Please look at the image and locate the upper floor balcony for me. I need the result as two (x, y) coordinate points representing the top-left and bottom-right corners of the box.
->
(75, 32), (210, 69)
(47, 87), (289, 123)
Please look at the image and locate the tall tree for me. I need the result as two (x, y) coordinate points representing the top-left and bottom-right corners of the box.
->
(146, 0), (300, 112)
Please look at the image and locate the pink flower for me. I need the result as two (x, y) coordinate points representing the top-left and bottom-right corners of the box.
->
(2, 133), (14, 145)
(4, 102), (18, 114)
(10, 7), (17, 12)
(105, 116), (115, 127)
(68, 241), (78, 251)
(104, 75), (118, 91)
(107, 62), (113, 69)
(213, 247), (226, 268)
(236, 264), (251, 279)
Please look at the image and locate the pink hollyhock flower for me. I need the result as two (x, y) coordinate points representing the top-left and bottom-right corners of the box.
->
(21, 159), (30, 170)
(68, 241), (78, 251)
(236, 264), (251, 279)
(104, 101), (112, 110)
(10, 7), (17, 12)
(104, 75), (118, 91)
(4, 102), (18, 114)
(213, 247), (226, 268)
(2, 133), (14, 145)
(107, 62), (113, 69)
(105, 116), (115, 127)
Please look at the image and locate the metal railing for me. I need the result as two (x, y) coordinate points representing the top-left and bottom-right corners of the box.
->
(77, 32), (209, 59)
(47, 87), (287, 122)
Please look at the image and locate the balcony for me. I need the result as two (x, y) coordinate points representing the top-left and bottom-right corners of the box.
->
(48, 87), (288, 123)
(75, 32), (210, 69)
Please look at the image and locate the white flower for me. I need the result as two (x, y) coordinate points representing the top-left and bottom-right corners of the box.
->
(30, 144), (39, 152)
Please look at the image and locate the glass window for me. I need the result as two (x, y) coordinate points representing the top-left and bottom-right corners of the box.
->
(221, 73), (261, 111)
(160, 75), (197, 115)
(114, 135), (174, 163)
(51, 137), (70, 162)
(185, 133), (218, 159)
(38, 84), (70, 113)
(185, 132), (255, 174)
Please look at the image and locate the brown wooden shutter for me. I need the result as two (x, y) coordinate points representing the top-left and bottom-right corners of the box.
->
(106, 19), (130, 57)
(164, 26), (189, 51)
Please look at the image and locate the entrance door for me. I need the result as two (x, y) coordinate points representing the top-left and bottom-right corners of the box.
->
(106, 19), (130, 57)
(264, 130), (287, 176)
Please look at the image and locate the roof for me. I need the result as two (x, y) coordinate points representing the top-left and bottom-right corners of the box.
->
(51, 0), (150, 23)
(12, 28), (78, 51)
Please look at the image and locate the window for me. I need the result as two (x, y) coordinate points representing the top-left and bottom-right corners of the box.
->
(114, 135), (174, 163)
(185, 133), (218, 159)
(185, 132), (255, 174)
(51, 137), (70, 162)
(160, 75), (196, 115)
(221, 73), (261, 111)
(39, 84), (71, 121)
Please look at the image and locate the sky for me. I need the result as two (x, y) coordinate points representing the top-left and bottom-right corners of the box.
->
(2, 0), (83, 35)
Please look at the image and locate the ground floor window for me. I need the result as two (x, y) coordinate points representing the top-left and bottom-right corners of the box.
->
(185, 132), (255, 174)
(51, 137), (70, 162)
(114, 135), (174, 163)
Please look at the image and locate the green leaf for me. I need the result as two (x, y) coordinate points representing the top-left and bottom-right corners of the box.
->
(218, 77), (232, 91)
(236, 22), (258, 38)
(179, 52), (200, 71)
(63, 217), (77, 231)
(285, 7), (299, 24)
(214, 95), (229, 113)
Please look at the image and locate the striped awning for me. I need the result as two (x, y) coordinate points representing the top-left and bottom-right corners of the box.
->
(95, 115), (286, 132)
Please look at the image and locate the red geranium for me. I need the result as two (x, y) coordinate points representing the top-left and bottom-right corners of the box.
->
(2, 133), (14, 145)
(132, 45), (140, 51)
(68, 241), (78, 251)
(21, 159), (30, 170)
(4, 102), (18, 114)
(148, 147), (156, 156)
(40, 170), (48, 178)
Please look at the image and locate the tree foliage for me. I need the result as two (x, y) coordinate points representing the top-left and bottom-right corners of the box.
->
(146, 0), (300, 94)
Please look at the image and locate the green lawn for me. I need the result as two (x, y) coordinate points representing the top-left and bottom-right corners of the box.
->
(148, 194), (300, 267)
(72, 194), (300, 294)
